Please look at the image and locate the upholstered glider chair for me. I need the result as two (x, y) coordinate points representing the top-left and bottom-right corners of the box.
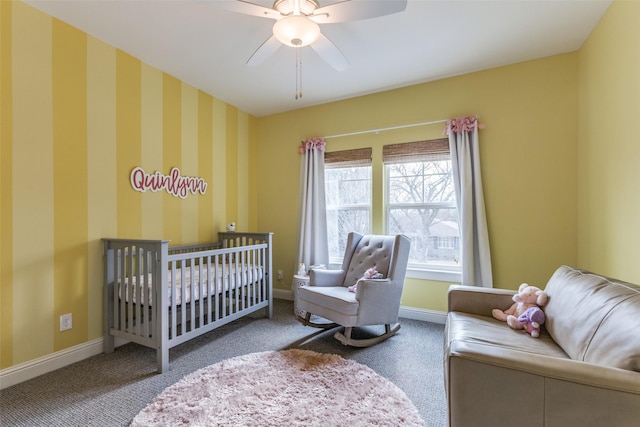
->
(296, 232), (411, 347)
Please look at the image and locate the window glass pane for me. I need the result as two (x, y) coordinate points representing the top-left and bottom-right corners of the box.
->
(387, 207), (460, 267)
(325, 166), (371, 260)
(386, 160), (460, 270)
(387, 161), (455, 204)
(326, 208), (370, 260)
(326, 167), (371, 205)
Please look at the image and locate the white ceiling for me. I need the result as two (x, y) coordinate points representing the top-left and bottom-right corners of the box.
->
(25, 0), (612, 117)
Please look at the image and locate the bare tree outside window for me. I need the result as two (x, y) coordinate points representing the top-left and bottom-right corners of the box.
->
(386, 160), (460, 268)
(325, 166), (371, 261)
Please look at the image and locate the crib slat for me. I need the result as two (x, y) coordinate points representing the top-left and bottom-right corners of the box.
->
(169, 260), (176, 340)
(114, 248), (121, 332)
(251, 248), (257, 306)
(221, 258), (227, 318)
(143, 250), (151, 338)
(180, 261), (186, 336)
(198, 257), (202, 327)
(189, 261), (195, 331)
(206, 256), (212, 325)
(214, 253), (221, 321)
(135, 247), (142, 337)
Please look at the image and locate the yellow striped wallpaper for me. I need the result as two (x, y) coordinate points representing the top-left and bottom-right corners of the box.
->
(0, 1), (255, 369)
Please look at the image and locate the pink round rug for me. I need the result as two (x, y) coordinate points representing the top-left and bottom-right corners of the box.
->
(131, 349), (424, 426)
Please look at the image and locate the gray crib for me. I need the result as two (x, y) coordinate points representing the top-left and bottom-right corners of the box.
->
(103, 232), (273, 372)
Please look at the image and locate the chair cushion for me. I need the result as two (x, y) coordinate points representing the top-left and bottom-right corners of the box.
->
(343, 235), (394, 288)
(297, 285), (359, 316)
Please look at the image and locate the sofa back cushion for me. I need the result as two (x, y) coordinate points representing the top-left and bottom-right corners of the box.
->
(543, 265), (640, 371)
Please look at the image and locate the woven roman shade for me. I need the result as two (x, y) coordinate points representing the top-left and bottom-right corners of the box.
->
(382, 138), (450, 164)
(324, 147), (372, 168)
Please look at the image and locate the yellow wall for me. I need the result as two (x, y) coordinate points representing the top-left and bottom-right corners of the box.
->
(257, 53), (579, 311)
(2, 0), (637, 373)
(0, 1), (255, 369)
(577, 0), (640, 283)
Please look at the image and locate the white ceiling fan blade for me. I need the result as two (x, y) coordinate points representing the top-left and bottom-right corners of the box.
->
(203, 0), (280, 20)
(311, 0), (407, 24)
(310, 33), (349, 71)
(247, 35), (282, 66)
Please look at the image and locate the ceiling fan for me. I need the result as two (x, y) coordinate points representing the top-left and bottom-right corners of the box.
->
(209, 0), (408, 71)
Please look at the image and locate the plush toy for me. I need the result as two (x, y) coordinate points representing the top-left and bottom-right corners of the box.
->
(348, 267), (384, 293)
(226, 222), (236, 232)
(492, 283), (548, 335)
(517, 306), (546, 337)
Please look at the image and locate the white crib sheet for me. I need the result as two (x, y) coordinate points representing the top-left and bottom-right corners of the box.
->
(119, 263), (264, 306)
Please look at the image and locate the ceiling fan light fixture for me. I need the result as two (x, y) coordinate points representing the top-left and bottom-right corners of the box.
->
(272, 15), (320, 47)
(274, 0), (319, 16)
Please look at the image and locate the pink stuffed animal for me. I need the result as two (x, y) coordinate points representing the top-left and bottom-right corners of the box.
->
(348, 267), (383, 293)
(492, 283), (548, 334)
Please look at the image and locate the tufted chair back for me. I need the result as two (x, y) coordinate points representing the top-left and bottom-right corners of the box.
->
(340, 233), (398, 288)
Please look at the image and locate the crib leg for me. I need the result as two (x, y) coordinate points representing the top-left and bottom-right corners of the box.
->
(103, 333), (114, 354)
(267, 298), (273, 319)
(157, 346), (168, 374)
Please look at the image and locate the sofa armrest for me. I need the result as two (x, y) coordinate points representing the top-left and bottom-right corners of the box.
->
(448, 285), (515, 317)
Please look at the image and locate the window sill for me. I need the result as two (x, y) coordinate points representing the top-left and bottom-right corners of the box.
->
(328, 263), (461, 283)
(406, 267), (461, 283)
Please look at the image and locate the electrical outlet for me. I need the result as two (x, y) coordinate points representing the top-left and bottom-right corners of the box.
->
(60, 313), (72, 331)
(277, 270), (283, 280)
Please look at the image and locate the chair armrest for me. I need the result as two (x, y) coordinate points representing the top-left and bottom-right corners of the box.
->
(356, 279), (403, 324)
(355, 278), (398, 299)
(448, 285), (515, 317)
(309, 269), (345, 287)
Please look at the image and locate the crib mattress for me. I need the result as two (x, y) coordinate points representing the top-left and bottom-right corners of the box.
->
(119, 263), (264, 306)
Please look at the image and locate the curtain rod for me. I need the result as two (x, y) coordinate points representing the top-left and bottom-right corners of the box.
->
(322, 119), (448, 140)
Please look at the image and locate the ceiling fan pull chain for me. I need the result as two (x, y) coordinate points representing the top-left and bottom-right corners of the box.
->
(295, 47), (302, 100)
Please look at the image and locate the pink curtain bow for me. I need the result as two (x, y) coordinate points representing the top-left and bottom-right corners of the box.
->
(299, 137), (326, 154)
(445, 116), (485, 134)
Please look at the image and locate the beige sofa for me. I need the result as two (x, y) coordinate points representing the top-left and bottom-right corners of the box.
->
(444, 265), (640, 427)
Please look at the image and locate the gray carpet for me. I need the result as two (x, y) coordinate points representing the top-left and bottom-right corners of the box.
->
(0, 299), (447, 426)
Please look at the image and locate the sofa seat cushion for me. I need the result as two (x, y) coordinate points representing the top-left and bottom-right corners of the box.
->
(447, 312), (570, 359)
(543, 266), (640, 371)
(298, 285), (359, 316)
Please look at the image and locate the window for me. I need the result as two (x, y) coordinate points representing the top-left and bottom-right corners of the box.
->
(384, 139), (460, 273)
(324, 148), (372, 262)
(324, 141), (459, 280)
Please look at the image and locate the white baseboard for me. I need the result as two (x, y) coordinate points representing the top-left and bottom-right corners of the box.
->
(399, 306), (446, 324)
(1, 293), (444, 390)
(0, 338), (104, 390)
(274, 289), (446, 324)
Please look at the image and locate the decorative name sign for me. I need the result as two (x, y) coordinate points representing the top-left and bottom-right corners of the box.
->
(130, 167), (207, 199)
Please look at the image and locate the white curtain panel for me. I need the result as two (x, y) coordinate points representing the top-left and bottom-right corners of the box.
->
(447, 117), (493, 287)
(295, 138), (329, 274)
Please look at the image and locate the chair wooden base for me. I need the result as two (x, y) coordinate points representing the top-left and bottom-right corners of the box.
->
(334, 323), (401, 347)
(295, 312), (339, 329)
